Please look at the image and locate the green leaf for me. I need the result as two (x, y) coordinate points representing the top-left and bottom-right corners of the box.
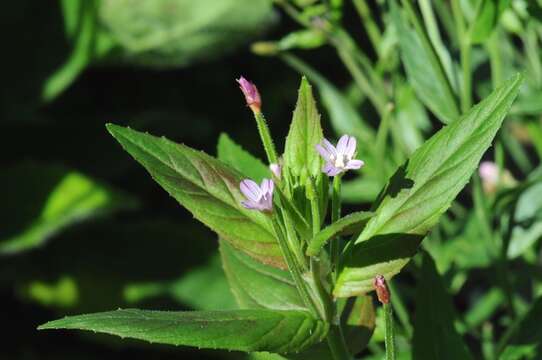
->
(342, 177), (383, 204)
(39, 308), (328, 354)
(507, 181), (542, 258)
(283, 77), (324, 178)
(306, 211), (373, 256)
(220, 240), (305, 311)
(106, 123), (285, 268)
(412, 253), (474, 360)
(217, 133), (270, 182)
(391, 0), (460, 124)
(99, 0), (275, 68)
(470, 0), (510, 44)
(334, 74), (523, 297)
(0, 163), (137, 255)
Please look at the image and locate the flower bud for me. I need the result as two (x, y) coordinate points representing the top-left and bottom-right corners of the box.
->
(374, 275), (390, 305)
(269, 163), (281, 179)
(237, 76), (261, 113)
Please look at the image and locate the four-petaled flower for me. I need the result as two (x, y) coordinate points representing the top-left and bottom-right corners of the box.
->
(237, 76), (261, 113)
(240, 178), (274, 212)
(316, 135), (364, 176)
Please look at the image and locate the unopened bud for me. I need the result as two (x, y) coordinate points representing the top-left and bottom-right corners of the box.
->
(374, 275), (390, 304)
(237, 76), (261, 113)
(269, 163), (281, 179)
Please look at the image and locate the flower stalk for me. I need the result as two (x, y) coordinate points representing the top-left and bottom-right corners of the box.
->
(375, 275), (396, 360)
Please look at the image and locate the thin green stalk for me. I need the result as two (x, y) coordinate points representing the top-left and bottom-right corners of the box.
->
(388, 282), (413, 338)
(451, 0), (471, 112)
(384, 303), (396, 360)
(331, 175), (342, 282)
(271, 216), (321, 318)
(254, 112), (278, 164)
(352, 0), (383, 55)
(487, 31), (503, 87)
(326, 325), (352, 360)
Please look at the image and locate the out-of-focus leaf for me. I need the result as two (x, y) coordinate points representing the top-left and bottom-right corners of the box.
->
(43, 1), (115, 101)
(508, 181), (542, 258)
(123, 254), (237, 310)
(26, 276), (79, 308)
(99, 0), (275, 68)
(470, 0), (510, 44)
(307, 211), (373, 256)
(39, 308), (328, 354)
(0, 163), (137, 255)
(217, 133), (270, 182)
(341, 295), (375, 354)
(392, 83), (430, 155)
(412, 253), (474, 360)
(277, 30), (326, 51)
(500, 296), (542, 359)
(334, 74), (523, 297)
(284, 77), (324, 179)
(391, 0), (459, 124)
(107, 124), (285, 268)
(220, 240), (304, 311)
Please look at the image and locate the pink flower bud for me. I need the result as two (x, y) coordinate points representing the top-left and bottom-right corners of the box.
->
(269, 163), (281, 178)
(374, 275), (390, 304)
(237, 76), (261, 113)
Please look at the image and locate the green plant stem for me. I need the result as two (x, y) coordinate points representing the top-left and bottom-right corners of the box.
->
(326, 325), (352, 360)
(352, 0), (382, 55)
(451, 0), (471, 112)
(384, 303), (396, 360)
(487, 31), (503, 87)
(271, 215), (320, 318)
(388, 282), (413, 338)
(254, 112), (278, 164)
(331, 175), (342, 282)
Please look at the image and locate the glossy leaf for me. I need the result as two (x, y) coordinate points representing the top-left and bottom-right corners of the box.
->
(334, 74), (523, 297)
(106, 124), (285, 268)
(0, 163), (137, 255)
(412, 253), (474, 360)
(38, 308), (328, 354)
(391, 0), (459, 124)
(306, 211), (373, 256)
(283, 77), (324, 178)
(217, 132), (270, 182)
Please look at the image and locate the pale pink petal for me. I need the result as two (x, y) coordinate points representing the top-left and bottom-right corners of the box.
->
(260, 178), (274, 196)
(336, 135), (349, 155)
(346, 159), (364, 170)
(316, 144), (332, 162)
(241, 200), (259, 209)
(240, 179), (261, 202)
(269, 163), (281, 178)
(322, 138), (338, 157)
(323, 162), (342, 176)
(345, 136), (357, 158)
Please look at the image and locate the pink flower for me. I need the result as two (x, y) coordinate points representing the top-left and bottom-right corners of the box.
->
(316, 135), (364, 176)
(237, 76), (261, 113)
(479, 161), (499, 185)
(240, 178), (274, 212)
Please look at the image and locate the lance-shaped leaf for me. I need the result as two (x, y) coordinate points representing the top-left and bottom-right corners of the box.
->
(283, 77), (324, 178)
(469, 0), (510, 44)
(306, 211), (373, 256)
(106, 124), (285, 268)
(391, 0), (459, 124)
(38, 308), (328, 354)
(334, 74), (523, 297)
(412, 253), (474, 360)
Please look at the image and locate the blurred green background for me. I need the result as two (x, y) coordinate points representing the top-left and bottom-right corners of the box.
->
(0, 0), (356, 359)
